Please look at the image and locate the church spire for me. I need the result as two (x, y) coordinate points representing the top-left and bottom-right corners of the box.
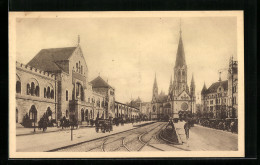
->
(77, 35), (80, 45)
(201, 81), (207, 95)
(153, 73), (158, 94)
(153, 72), (158, 89)
(175, 19), (186, 68)
(190, 73), (195, 97)
(152, 72), (158, 102)
(168, 75), (173, 94)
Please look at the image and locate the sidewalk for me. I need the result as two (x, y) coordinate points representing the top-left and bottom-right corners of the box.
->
(16, 121), (155, 152)
(173, 121), (238, 151)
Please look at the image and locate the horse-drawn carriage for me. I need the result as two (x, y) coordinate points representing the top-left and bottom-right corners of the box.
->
(95, 118), (113, 133)
(60, 117), (79, 129)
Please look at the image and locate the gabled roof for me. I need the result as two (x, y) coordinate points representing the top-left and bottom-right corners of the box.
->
(90, 76), (113, 89)
(206, 80), (228, 94)
(27, 47), (77, 72)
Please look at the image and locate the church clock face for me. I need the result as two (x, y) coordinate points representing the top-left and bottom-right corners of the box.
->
(181, 102), (188, 110)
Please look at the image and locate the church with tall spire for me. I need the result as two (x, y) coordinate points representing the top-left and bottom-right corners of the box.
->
(151, 21), (196, 120)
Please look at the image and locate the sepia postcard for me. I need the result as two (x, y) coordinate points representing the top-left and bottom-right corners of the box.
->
(9, 11), (244, 158)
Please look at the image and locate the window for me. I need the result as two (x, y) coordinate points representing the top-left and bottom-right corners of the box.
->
(16, 108), (18, 123)
(29, 105), (37, 122)
(88, 98), (90, 103)
(44, 88), (46, 98)
(81, 66), (83, 74)
(27, 84), (30, 95)
(47, 87), (51, 98)
(16, 81), (21, 94)
(31, 82), (35, 96)
(79, 61), (80, 72)
(35, 86), (40, 96)
(76, 63), (78, 72)
(51, 90), (54, 99)
(66, 90), (68, 101)
(66, 110), (69, 118)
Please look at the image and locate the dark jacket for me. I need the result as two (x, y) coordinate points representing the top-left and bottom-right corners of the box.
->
(184, 122), (190, 130)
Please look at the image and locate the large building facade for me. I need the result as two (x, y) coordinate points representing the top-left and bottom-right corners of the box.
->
(16, 39), (140, 125)
(151, 29), (196, 120)
(201, 57), (238, 119)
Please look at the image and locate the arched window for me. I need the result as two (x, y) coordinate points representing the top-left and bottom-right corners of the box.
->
(178, 70), (181, 76)
(27, 84), (30, 95)
(76, 63), (78, 72)
(51, 90), (54, 99)
(16, 81), (21, 94)
(47, 87), (50, 98)
(44, 88), (46, 98)
(102, 101), (104, 107)
(85, 109), (88, 121)
(16, 108), (18, 123)
(81, 109), (84, 121)
(66, 110), (69, 118)
(81, 66), (83, 74)
(90, 110), (93, 119)
(182, 71), (185, 76)
(80, 86), (84, 101)
(97, 99), (100, 107)
(35, 86), (40, 97)
(31, 82), (35, 96)
(29, 105), (37, 122)
(79, 61), (81, 72)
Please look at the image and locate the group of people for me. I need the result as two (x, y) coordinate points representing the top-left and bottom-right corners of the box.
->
(166, 118), (191, 140)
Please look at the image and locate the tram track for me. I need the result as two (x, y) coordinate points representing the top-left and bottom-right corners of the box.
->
(55, 122), (161, 152)
(55, 122), (190, 152)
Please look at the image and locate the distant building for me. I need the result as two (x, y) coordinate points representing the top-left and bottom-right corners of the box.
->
(140, 102), (152, 120)
(151, 27), (196, 120)
(201, 80), (228, 119)
(114, 101), (140, 119)
(201, 57), (238, 119)
(227, 57), (238, 118)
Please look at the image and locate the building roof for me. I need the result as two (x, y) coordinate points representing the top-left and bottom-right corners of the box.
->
(90, 76), (113, 89)
(156, 93), (168, 103)
(201, 82), (207, 95)
(206, 80), (228, 94)
(27, 47), (77, 72)
(175, 34), (186, 68)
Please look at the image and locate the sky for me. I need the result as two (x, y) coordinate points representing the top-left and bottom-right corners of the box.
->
(16, 17), (237, 103)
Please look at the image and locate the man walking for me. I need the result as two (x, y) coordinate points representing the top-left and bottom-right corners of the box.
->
(184, 120), (190, 139)
(184, 120), (190, 147)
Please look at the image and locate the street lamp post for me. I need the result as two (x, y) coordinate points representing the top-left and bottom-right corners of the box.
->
(34, 117), (36, 133)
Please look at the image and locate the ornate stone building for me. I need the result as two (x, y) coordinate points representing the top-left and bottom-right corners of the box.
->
(201, 57), (238, 119)
(16, 37), (140, 126)
(201, 80), (228, 119)
(151, 28), (196, 120)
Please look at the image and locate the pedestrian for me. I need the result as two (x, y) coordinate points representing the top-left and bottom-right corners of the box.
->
(184, 120), (190, 140)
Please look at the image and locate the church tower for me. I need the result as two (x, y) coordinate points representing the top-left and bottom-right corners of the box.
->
(168, 76), (173, 101)
(190, 73), (195, 97)
(152, 73), (158, 102)
(173, 21), (188, 95)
